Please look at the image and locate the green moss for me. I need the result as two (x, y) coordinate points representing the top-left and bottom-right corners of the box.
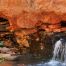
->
(0, 57), (5, 63)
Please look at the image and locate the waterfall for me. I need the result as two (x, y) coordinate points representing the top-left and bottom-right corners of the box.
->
(25, 37), (66, 66)
(52, 38), (66, 62)
(44, 38), (66, 66)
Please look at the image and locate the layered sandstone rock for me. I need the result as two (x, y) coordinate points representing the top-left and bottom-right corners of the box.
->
(0, 0), (66, 33)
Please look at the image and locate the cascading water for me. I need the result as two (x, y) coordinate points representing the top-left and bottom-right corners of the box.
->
(44, 38), (66, 66)
(27, 38), (66, 66)
(52, 38), (66, 62)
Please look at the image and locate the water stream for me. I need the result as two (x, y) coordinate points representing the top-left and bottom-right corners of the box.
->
(44, 38), (66, 66)
(26, 38), (66, 66)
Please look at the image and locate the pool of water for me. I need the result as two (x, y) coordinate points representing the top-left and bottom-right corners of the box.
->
(0, 60), (66, 66)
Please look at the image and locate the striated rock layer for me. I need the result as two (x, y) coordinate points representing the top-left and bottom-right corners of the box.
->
(0, 0), (66, 34)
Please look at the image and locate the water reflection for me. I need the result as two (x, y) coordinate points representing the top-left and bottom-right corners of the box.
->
(1, 60), (66, 66)
(0, 59), (66, 66)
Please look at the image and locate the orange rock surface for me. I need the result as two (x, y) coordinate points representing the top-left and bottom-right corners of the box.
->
(0, 0), (66, 33)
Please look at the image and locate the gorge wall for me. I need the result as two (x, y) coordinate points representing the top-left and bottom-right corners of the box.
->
(0, 0), (66, 34)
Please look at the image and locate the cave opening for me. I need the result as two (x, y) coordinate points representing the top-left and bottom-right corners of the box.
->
(60, 21), (66, 27)
(0, 17), (10, 32)
(0, 17), (8, 22)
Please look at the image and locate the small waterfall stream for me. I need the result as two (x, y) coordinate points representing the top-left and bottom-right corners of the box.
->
(52, 38), (66, 62)
(44, 38), (66, 66)
(26, 38), (66, 66)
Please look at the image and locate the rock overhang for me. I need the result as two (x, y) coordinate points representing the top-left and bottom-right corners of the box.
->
(0, 0), (66, 34)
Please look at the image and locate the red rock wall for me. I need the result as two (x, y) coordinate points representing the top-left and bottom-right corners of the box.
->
(0, 0), (66, 34)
